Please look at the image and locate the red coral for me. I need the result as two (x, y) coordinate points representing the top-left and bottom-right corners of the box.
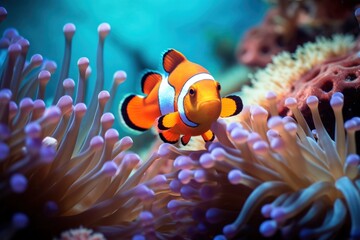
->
(278, 47), (360, 140)
(237, 0), (359, 68)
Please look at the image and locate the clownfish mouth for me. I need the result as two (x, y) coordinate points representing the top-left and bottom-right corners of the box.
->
(197, 99), (221, 120)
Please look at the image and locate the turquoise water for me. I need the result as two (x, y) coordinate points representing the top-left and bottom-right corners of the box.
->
(0, 0), (267, 149)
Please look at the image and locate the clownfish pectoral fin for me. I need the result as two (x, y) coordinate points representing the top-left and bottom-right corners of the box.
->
(162, 49), (186, 73)
(220, 95), (243, 118)
(158, 112), (179, 130)
(202, 130), (215, 142)
(159, 130), (179, 144)
(120, 94), (152, 132)
(181, 135), (191, 146)
(141, 71), (162, 95)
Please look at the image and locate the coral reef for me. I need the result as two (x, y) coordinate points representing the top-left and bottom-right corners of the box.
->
(237, 0), (359, 68)
(240, 34), (355, 106)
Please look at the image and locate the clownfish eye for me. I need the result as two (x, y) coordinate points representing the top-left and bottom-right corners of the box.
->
(189, 88), (195, 96)
(217, 83), (221, 91)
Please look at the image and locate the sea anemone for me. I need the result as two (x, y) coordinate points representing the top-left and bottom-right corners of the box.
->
(0, 7), (174, 239)
(158, 91), (360, 239)
(2, 3), (360, 240)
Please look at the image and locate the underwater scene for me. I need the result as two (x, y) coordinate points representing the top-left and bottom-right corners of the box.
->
(1, 0), (360, 239)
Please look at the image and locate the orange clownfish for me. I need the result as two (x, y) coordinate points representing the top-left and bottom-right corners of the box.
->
(120, 49), (243, 145)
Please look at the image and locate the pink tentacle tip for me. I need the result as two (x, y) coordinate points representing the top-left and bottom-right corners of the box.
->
(24, 122), (41, 138)
(260, 220), (277, 237)
(118, 136), (133, 148)
(194, 169), (207, 183)
(40, 145), (57, 164)
(104, 128), (119, 142)
(355, 8), (360, 19)
(98, 90), (110, 102)
(284, 97), (297, 108)
(157, 143), (171, 157)
(77, 57), (89, 70)
(90, 136), (104, 149)
(98, 23), (111, 39)
(56, 95), (73, 112)
(223, 224), (237, 238)
(38, 70), (51, 84)
(74, 103), (87, 117)
(10, 174), (28, 193)
(265, 91), (277, 100)
(346, 154), (360, 166)
(12, 213), (28, 229)
(17, 38), (29, 53)
(123, 153), (140, 167)
(101, 112), (115, 124)
(306, 95), (319, 108)
(250, 105), (268, 119)
(43, 60), (57, 73)
(63, 78), (75, 90)
(19, 98), (34, 110)
(330, 95), (344, 109)
(8, 43), (22, 55)
(0, 88), (12, 103)
(228, 169), (243, 184)
(30, 54), (43, 66)
(174, 156), (193, 170)
(178, 169), (193, 184)
(113, 70), (127, 84)
(211, 147), (226, 161)
(0, 142), (9, 160)
(63, 23), (76, 40)
(252, 140), (269, 155)
(101, 161), (118, 176)
(199, 153), (215, 168)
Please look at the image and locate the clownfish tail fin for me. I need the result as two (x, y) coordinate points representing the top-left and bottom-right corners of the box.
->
(120, 94), (152, 132)
(162, 49), (186, 73)
(141, 71), (162, 95)
(220, 95), (243, 118)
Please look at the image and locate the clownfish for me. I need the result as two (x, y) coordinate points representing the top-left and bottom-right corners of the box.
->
(120, 49), (243, 145)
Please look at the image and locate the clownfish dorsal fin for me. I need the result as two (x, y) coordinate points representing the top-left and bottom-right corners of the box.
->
(162, 49), (186, 73)
(141, 71), (162, 95)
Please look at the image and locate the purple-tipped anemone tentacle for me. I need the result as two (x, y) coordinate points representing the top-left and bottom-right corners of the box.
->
(1, 43), (22, 89)
(53, 23), (76, 104)
(85, 23), (111, 124)
(104, 70), (127, 113)
(75, 57), (89, 104)
(0, 7), (7, 22)
(76, 90), (110, 153)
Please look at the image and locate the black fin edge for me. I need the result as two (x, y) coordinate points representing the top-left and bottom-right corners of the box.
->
(159, 132), (178, 144)
(181, 136), (190, 146)
(121, 95), (147, 132)
(158, 115), (170, 130)
(204, 133), (215, 142)
(226, 95), (243, 116)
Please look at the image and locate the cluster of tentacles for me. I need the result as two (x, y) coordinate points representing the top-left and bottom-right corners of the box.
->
(158, 92), (360, 239)
(1, 4), (360, 240)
